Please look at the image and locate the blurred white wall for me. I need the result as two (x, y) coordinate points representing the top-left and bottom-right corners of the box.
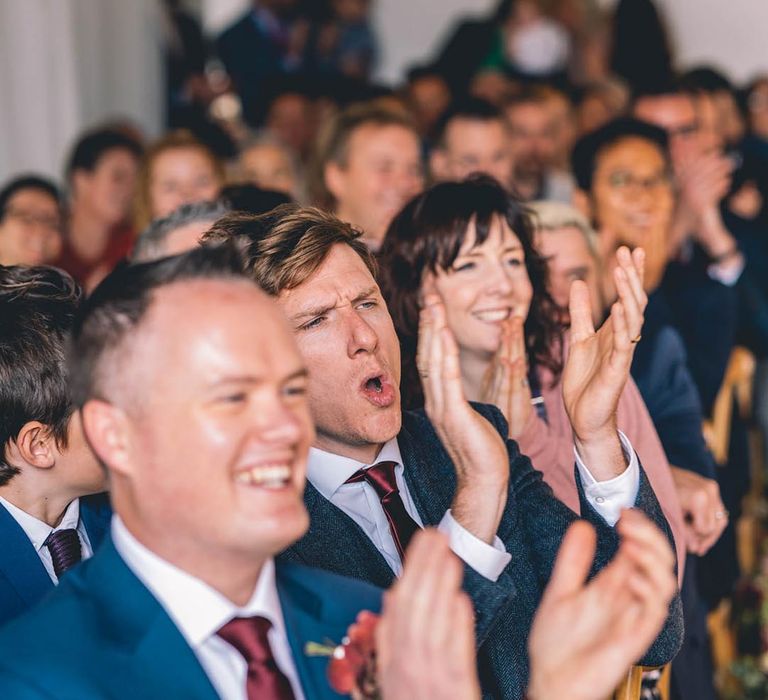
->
(0, 0), (163, 183)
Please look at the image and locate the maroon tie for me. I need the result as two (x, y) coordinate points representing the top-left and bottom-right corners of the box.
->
(218, 616), (296, 700)
(44, 528), (82, 580)
(345, 461), (421, 561)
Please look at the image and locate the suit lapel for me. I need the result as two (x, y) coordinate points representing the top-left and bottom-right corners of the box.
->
(276, 564), (352, 700)
(80, 493), (112, 551)
(87, 540), (219, 700)
(398, 415), (456, 527)
(0, 503), (53, 608)
(288, 482), (395, 589)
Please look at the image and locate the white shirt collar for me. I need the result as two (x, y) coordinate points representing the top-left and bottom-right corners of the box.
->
(0, 496), (80, 552)
(307, 438), (404, 500)
(111, 516), (286, 649)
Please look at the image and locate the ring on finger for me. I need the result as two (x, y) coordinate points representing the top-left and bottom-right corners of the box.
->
(630, 334), (642, 343)
(714, 509), (728, 520)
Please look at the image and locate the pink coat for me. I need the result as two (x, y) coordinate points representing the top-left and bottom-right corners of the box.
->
(516, 350), (687, 583)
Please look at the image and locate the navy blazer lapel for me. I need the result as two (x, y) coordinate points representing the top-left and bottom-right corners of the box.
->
(398, 413), (456, 528)
(292, 482), (396, 589)
(276, 564), (350, 700)
(0, 503), (52, 609)
(80, 493), (112, 551)
(87, 539), (219, 700)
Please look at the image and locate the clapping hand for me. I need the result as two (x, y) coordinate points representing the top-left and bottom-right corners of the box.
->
(562, 246), (646, 477)
(480, 315), (533, 439)
(417, 295), (509, 544)
(376, 530), (480, 700)
(527, 511), (677, 700)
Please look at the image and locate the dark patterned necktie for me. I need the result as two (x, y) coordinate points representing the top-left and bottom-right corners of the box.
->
(44, 528), (82, 579)
(345, 460), (421, 561)
(218, 616), (296, 700)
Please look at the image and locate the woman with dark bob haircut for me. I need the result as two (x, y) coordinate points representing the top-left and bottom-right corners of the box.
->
(379, 175), (562, 418)
(378, 177), (685, 558)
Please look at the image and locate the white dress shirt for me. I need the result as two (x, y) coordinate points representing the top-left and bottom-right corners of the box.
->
(0, 496), (93, 583)
(307, 432), (639, 581)
(111, 517), (304, 700)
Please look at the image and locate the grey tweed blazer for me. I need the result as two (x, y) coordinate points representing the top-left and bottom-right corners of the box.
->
(278, 402), (683, 700)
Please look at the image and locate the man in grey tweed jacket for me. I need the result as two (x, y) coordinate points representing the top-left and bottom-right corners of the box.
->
(208, 206), (684, 700)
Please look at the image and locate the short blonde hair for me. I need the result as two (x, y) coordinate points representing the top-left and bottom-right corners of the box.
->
(527, 200), (599, 261)
(133, 130), (224, 232)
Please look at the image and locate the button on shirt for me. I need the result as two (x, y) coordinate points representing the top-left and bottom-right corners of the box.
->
(0, 497), (93, 583)
(111, 517), (304, 700)
(307, 432), (640, 581)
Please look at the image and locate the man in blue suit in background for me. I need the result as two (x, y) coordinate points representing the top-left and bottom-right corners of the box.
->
(0, 265), (109, 626)
(0, 246), (383, 699)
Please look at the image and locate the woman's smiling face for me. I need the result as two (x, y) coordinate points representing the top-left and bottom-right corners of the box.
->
(424, 214), (533, 359)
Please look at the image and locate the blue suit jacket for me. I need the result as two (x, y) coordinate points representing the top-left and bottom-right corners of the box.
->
(279, 404), (684, 700)
(0, 492), (111, 627)
(0, 536), (382, 699)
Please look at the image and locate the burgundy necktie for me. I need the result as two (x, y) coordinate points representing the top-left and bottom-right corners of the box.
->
(218, 616), (295, 700)
(44, 528), (82, 580)
(345, 461), (421, 561)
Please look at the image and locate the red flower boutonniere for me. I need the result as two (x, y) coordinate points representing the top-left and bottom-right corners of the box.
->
(305, 610), (380, 699)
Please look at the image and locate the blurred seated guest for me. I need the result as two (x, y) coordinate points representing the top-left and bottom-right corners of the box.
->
(131, 201), (228, 262)
(239, 132), (302, 199)
(58, 127), (142, 291)
(679, 67), (746, 148)
(504, 88), (576, 202)
(0, 265), (108, 626)
(0, 176), (63, 266)
(571, 119), (727, 700)
(632, 89), (743, 410)
(379, 177), (686, 577)
(469, 68), (521, 108)
(134, 130), (224, 233)
(744, 75), (768, 147)
(430, 98), (513, 188)
(0, 246), (382, 698)
(309, 101), (423, 250)
(436, 0), (570, 97)
(308, 0), (377, 81)
(540, 85), (578, 172)
(404, 65), (452, 144)
(576, 78), (630, 136)
(204, 205), (683, 699)
(220, 183), (293, 214)
(216, 0), (307, 126)
(264, 86), (317, 162)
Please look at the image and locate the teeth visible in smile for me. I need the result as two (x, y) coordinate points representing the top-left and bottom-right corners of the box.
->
(474, 309), (511, 323)
(235, 464), (291, 489)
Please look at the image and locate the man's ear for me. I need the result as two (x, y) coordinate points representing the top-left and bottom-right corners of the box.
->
(10, 422), (57, 470)
(324, 161), (347, 202)
(81, 400), (132, 478)
(70, 169), (90, 200)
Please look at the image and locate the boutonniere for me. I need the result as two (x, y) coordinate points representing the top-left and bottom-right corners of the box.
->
(305, 610), (380, 699)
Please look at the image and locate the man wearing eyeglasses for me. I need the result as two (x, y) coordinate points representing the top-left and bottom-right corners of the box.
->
(0, 175), (64, 267)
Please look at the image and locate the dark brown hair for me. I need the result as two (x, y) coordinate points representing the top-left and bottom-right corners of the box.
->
(378, 175), (563, 409)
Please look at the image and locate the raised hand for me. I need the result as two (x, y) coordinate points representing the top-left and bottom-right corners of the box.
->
(670, 466), (728, 555)
(417, 295), (509, 543)
(376, 530), (481, 700)
(481, 316), (532, 439)
(527, 511), (677, 700)
(562, 246), (646, 478)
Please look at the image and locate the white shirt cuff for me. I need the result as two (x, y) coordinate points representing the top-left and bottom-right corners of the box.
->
(573, 430), (640, 526)
(437, 510), (512, 582)
(707, 256), (744, 286)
